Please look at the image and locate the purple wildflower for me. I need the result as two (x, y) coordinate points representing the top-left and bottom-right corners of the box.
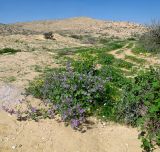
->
(79, 109), (85, 114)
(71, 119), (80, 128)
(48, 109), (55, 118)
(61, 113), (67, 121)
(31, 107), (36, 113)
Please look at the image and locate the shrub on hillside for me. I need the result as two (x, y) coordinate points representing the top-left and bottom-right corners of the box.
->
(139, 20), (160, 53)
(43, 32), (55, 40)
(0, 48), (21, 54)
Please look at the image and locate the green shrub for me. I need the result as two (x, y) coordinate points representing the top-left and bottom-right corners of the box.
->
(125, 55), (146, 64)
(114, 59), (134, 69)
(26, 62), (114, 128)
(70, 35), (97, 44)
(27, 78), (44, 98)
(34, 65), (43, 72)
(98, 53), (115, 65)
(126, 42), (134, 48)
(99, 38), (111, 44)
(4, 76), (16, 82)
(70, 34), (83, 40)
(117, 67), (160, 151)
(132, 45), (147, 54)
(0, 48), (21, 55)
(72, 53), (97, 74)
(99, 65), (130, 88)
(107, 42), (124, 50)
(127, 37), (136, 41)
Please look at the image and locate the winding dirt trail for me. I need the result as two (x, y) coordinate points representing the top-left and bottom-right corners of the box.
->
(109, 44), (160, 66)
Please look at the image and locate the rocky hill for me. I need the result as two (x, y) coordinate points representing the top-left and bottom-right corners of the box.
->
(13, 17), (146, 38)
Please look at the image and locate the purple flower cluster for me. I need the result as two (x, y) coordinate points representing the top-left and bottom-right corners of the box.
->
(34, 62), (109, 128)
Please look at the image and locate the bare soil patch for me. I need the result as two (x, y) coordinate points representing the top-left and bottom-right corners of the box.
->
(0, 111), (142, 152)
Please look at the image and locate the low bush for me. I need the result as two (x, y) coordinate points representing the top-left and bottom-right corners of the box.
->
(126, 42), (134, 48)
(127, 37), (136, 41)
(70, 34), (83, 40)
(125, 55), (145, 64)
(132, 45), (147, 54)
(114, 59), (134, 69)
(26, 62), (115, 129)
(106, 41), (124, 50)
(99, 65), (130, 88)
(117, 67), (160, 151)
(98, 53), (115, 65)
(71, 53), (97, 74)
(139, 20), (160, 53)
(99, 38), (111, 44)
(0, 48), (21, 55)
(43, 32), (55, 40)
(70, 34), (97, 44)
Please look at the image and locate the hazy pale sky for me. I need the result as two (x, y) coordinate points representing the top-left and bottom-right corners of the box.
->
(0, 0), (160, 24)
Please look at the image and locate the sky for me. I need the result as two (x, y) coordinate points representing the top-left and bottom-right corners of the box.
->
(0, 0), (160, 24)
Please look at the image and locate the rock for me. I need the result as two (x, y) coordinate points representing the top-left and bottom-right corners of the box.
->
(11, 145), (17, 149)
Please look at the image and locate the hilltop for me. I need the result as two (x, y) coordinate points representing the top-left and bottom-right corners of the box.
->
(0, 17), (146, 38)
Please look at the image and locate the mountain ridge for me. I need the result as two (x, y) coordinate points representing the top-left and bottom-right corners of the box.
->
(1, 17), (146, 37)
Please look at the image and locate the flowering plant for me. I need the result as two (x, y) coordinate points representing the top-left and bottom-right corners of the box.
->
(27, 61), (110, 128)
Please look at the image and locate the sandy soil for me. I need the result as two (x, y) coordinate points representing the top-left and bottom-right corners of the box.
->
(0, 111), (142, 152)
(0, 51), (58, 86)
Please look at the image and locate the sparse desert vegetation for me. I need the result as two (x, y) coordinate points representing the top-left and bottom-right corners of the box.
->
(139, 21), (160, 53)
(0, 17), (160, 152)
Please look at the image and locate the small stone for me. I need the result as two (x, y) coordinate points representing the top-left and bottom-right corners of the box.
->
(12, 145), (16, 149)
(102, 122), (106, 126)
(19, 144), (22, 147)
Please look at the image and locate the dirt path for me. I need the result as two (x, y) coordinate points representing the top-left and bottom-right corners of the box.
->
(109, 44), (160, 66)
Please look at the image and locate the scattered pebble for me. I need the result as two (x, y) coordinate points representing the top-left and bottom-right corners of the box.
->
(19, 144), (22, 147)
(11, 145), (17, 149)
